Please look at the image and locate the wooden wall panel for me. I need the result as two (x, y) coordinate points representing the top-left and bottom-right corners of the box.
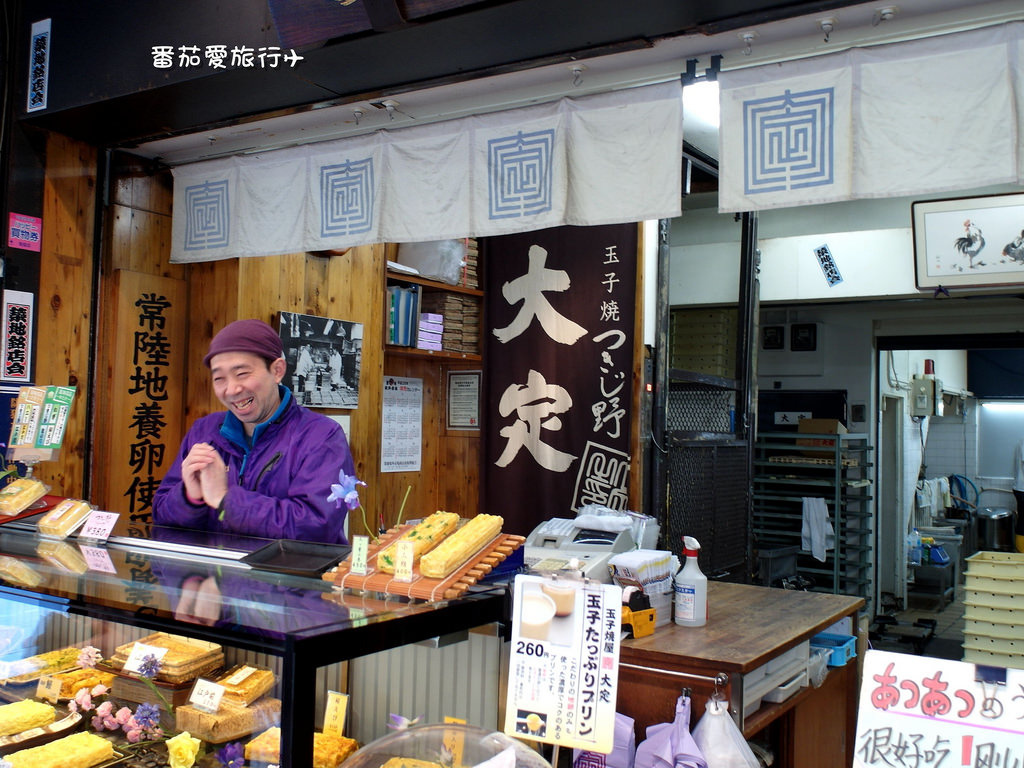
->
(185, 259), (241, 420)
(101, 272), (187, 529)
(93, 156), (179, 511)
(35, 133), (96, 497)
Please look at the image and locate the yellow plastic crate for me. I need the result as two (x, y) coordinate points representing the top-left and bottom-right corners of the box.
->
(963, 590), (1024, 611)
(964, 603), (1022, 627)
(962, 648), (1024, 670)
(964, 551), (1024, 577)
(964, 618), (1024, 641)
(966, 573), (1021, 594)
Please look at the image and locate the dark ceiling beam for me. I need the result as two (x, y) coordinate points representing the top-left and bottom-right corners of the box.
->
(17, 0), (871, 148)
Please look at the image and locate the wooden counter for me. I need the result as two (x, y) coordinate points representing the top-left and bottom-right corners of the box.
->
(617, 582), (864, 768)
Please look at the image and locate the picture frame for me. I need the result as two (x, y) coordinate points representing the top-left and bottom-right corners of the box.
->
(912, 193), (1024, 290)
(761, 325), (785, 350)
(790, 323), (817, 352)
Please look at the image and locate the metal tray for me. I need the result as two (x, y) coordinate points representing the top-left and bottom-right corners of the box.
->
(241, 539), (350, 577)
(0, 710), (82, 752)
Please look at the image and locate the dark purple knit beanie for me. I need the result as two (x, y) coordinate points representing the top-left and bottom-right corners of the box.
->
(203, 319), (284, 367)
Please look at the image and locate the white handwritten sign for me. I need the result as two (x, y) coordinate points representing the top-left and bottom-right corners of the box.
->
(350, 535), (369, 576)
(855, 649), (1024, 767)
(77, 510), (119, 541)
(123, 643), (168, 675)
(189, 678), (225, 713)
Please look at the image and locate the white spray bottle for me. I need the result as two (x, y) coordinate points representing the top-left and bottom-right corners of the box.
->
(673, 536), (708, 627)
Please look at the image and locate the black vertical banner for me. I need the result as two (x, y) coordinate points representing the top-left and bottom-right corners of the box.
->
(484, 224), (637, 536)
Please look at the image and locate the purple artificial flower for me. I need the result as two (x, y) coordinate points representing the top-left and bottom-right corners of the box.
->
(132, 702), (161, 730)
(137, 653), (162, 680)
(216, 742), (245, 768)
(387, 713), (422, 731)
(327, 471), (366, 511)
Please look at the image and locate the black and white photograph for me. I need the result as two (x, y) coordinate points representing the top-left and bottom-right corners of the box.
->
(278, 311), (362, 409)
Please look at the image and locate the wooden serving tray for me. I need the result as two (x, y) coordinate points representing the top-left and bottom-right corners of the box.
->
(323, 524), (524, 601)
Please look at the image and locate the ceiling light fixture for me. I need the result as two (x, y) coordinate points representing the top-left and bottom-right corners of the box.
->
(738, 31), (758, 56)
(872, 6), (899, 26)
(819, 18), (836, 43)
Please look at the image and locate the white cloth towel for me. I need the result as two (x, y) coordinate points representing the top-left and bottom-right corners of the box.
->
(801, 497), (835, 563)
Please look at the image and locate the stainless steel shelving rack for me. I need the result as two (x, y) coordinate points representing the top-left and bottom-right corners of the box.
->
(752, 431), (873, 608)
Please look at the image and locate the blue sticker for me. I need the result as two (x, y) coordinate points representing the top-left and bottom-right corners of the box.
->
(815, 243), (843, 287)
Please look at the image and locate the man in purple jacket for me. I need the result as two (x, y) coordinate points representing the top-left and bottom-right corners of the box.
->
(152, 319), (356, 543)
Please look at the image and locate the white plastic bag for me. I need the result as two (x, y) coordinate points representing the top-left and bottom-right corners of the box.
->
(691, 699), (758, 768)
(396, 239), (465, 285)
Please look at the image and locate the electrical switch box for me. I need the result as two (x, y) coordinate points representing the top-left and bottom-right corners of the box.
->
(910, 376), (944, 417)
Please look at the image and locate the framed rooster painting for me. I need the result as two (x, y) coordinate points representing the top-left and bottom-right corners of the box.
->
(913, 193), (1024, 290)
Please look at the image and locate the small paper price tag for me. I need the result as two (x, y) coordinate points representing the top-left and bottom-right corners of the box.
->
(394, 540), (415, 582)
(123, 642), (169, 675)
(77, 510), (119, 542)
(189, 678), (225, 714)
(350, 535), (369, 575)
(443, 716), (467, 767)
(322, 690), (349, 736)
(78, 544), (117, 573)
(36, 674), (61, 703)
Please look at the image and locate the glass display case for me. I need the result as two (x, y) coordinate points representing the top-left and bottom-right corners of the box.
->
(0, 518), (508, 767)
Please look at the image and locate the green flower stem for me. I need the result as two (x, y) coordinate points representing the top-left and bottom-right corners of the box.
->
(141, 676), (174, 713)
(396, 485), (412, 527)
(359, 505), (380, 543)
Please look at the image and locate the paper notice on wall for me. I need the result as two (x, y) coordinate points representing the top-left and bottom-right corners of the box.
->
(381, 376), (422, 473)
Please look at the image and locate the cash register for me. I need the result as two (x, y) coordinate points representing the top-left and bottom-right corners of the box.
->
(523, 517), (636, 582)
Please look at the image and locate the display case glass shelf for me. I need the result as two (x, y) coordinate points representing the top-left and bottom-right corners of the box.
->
(0, 519), (506, 767)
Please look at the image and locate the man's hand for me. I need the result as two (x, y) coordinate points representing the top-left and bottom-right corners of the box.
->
(182, 443), (228, 507)
(175, 575), (222, 626)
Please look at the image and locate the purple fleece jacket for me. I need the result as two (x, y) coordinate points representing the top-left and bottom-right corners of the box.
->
(152, 388), (356, 544)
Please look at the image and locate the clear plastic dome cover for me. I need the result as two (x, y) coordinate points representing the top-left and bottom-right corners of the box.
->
(346, 723), (553, 768)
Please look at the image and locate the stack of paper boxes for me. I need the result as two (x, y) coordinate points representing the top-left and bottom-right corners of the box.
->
(416, 312), (444, 351)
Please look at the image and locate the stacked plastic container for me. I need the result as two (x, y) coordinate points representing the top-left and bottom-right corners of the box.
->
(963, 551), (1024, 669)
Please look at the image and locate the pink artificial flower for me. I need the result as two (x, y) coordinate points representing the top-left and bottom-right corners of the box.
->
(126, 728), (143, 743)
(95, 700), (114, 717)
(74, 689), (93, 711)
(91, 684), (110, 697)
(68, 700), (79, 714)
(92, 715), (104, 730)
(115, 707), (133, 725)
(77, 646), (103, 669)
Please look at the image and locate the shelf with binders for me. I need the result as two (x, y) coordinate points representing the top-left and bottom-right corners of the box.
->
(385, 270), (483, 360)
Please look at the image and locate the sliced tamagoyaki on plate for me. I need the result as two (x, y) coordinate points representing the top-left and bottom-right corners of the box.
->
(376, 511), (459, 573)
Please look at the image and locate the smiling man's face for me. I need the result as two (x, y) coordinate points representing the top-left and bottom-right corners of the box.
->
(209, 351), (286, 434)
